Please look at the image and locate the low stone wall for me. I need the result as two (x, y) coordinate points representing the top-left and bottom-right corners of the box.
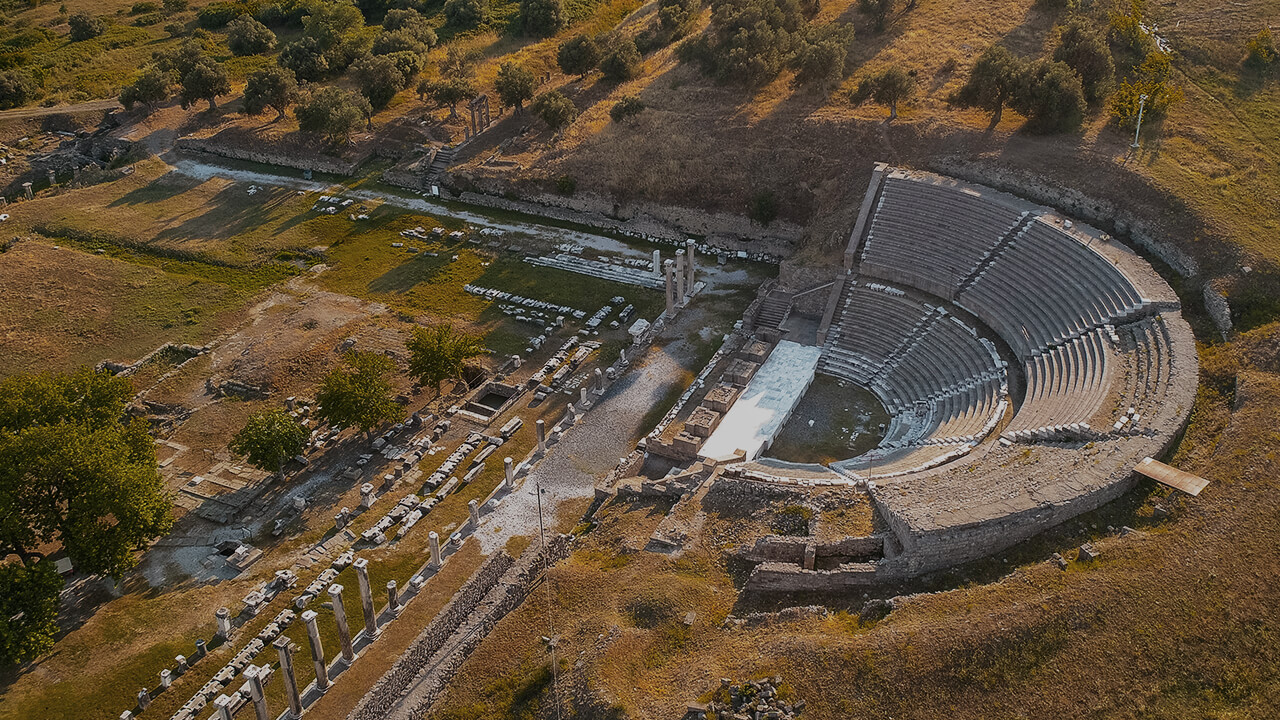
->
(745, 561), (888, 592)
(778, 260), (839, 316)
(349, 552), (516, 720)
(398, 534), (572, 718)
(453, 187), (800, 259)
(175, 138), (369, 176)
(1203, 282), (1233, 338)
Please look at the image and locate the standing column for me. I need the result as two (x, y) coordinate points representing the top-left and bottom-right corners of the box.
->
(594, 368), (605, 393)
(685, 239), (697, 294)
(328, 584), (356, 664)
(535, 419), (546, 453)
(652, 249), (661, 277)
(675, 249), (687, 301)
(213, 694), (234, 720)
(274, 637), (303, 719)
(353, 558), (379, 638)
(245, 665), (270, 720)
(301, 610), (329, 692)
(387, 580), (400, 615)
(503, 457), (515, 489)
(137, 689), (151, 711)
(215, 607), (232, 639)
(468, 499), (480, 528)
(428, 531), (442, 569)
(664, 260), (677, 317)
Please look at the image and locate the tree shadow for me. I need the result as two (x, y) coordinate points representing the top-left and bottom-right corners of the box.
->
(152, 183), (300, 245)
(367, 251), (455, 294)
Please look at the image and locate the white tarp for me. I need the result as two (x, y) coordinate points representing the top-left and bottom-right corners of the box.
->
(698, 340), (822, 462)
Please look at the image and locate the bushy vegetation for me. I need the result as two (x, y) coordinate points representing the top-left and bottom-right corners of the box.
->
(230, 408), (308, 476)
(119, 66), (171, 111)
(68, 11), (106, 42)
(1244, 27), (1277, 71)
(1053, 16), (1113, 103)
(444, 0), (488, 29)
(406, 324), (488, 394)
(315, 350), (403, 434)
(851, 65), (916, 121)
(683, 0), (843, 88)
(243, 65), (298, 119)
(296, 85), (371, 142)
(1109, 50), (1182, 128)
(532, 89), (577, 131)
(1011, 58), (1086, 132)
(599, 35), (642, 83)
(0, 69), (40, 110)
(521, 0), (565, 37)
(610, 94), (645, 122)
(495, 60), (537, 111)
(949, 45), (1023, 124)
(558, 34), (603, 78)
(227, 15), (278, 56)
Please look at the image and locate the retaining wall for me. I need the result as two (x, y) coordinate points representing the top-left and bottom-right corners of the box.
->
(175, 139), (370, 176)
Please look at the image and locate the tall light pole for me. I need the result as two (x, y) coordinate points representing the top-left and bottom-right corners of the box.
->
(1131, 93), (1149, 150)
(536, 481), (563, 720)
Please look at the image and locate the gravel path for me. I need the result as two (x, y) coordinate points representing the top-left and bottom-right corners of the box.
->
(474, 345), (686, 551)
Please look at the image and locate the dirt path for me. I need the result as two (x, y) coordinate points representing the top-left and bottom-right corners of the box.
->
(0, 98), (119, 120)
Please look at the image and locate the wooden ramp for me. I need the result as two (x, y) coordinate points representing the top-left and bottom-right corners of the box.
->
(1135, 457), (1210, 496)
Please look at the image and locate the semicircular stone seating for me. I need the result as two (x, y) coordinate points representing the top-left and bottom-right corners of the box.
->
(820, 170), (1178, 478)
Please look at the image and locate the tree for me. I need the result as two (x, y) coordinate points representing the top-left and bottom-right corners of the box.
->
(228, 15), (278, 56)
(303, 0), (370, 70)
(243, 66), (298, 120)
(0, 71), (40, 110)
(610, 94), (645, 122)
(373, 29), (429, 56)
(853, 65), (916, 121)
(444, 0), (486, 29)
(1013, 58), (1086, 132)
(599, 36), (642, 83)
(406, 325), (488, 396)
(297, 86), (369, 143)
(441, 45), (483, 80)
(68, 11), (104, 41)
(857, 0), (893, 33)
(1109, 50), (1182, 129)
(792, 24), (853, 89)
(119, 66), (171, 112)
(384, 50), (426, 82)
(521, 0), (564, 37)
(384, 8), (440, 45)
(495, 61), (536, 112)
(1053, 17), (1114, 103)
(532, 89), (577, 131)
(657, 0), (701, 38)
(230, 408), (309, 478)
(351, 53), (407, 110)
(181, 59), (231, 111)
(314, 351), (402, 435)
(154, 38), (208, 77)
(1244, 27), (1277, 71)
(0, 368), (172, 664)
(419, 76), (477, 118)
(558, 34), (603, 78)
(692, 0), (811, 87)
(280, 37), (331, 82)
(949, 44), (1023, 124)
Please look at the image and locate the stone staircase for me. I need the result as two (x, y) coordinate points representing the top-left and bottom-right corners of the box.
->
(756, 289), (794, 330)
(424, 146), (457, 182)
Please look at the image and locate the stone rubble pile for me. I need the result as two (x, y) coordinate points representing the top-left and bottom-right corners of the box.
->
(688, 677), (805, 720)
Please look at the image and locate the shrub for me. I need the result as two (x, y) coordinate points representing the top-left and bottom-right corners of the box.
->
(609, 94), (645, 122)
(180, 59), (231, 110)
(131, 2), (161, 13)
(372, 29), (429, 56)
(0, 70), (39, 109)
(556, 175), (576, 195)
(1012, 58), (1086, 132)
(383, 8), (438, 44)
(773, 504), (812, 535)
(749, 189), (779, 226)
(68, 11), (104, 41)
(197, 2), (249, 29)
(532, 89), (576, 131)
(857, 0), (894, 33)
(1244, 27), (1277, 71)
(599, 36), (641, 83)
(1053, 17), (1114, 103)
(520, 0), (564, 37)
(163, 0), (190, 10)
(227, 15), (277, 55)
(443, 0), (486, 29)
(558, 34), (602, 78)
(1108, 0), (1154, 59)
(419, 76), (477, 116)
(692, 0), (813, 86)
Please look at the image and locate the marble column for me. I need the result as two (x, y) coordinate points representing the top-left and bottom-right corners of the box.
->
(159, 669), (172, 689)
(503, 457), (514, 489)
(685, 239), (697, 294)
(387, 580), (400, 615)
(215, 607), (232, 639)
(652, 249), (661, 277)
(137, 688), (151, 711)
(213, 694), (234, 720)
(245, 665), (270, 720)
(535, 419), (546, 453)
(301, 609), (329, 692)
(468, 499), (480, 528)
(428, 531), (442, 569)
(675, 249), (687, 301)
(274, 637), (302, 719)
(664, 260), (677, 317)
(328, 584), (355, 664)
(353, 558), (379, 638)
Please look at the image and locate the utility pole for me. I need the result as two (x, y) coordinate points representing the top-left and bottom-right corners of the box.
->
(1131, 94), (1149, 150)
